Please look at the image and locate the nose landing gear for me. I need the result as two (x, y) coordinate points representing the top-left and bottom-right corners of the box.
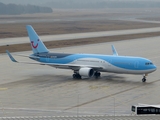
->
(142, 76), (146, 82)
(142, 74), (147, 82)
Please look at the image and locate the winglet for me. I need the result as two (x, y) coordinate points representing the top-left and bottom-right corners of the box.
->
(111, 45), (118, 56)
(6, 50), (18, 62)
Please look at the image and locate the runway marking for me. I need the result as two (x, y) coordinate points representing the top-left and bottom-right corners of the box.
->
(0, 88), (8, 91)
(1, 115), (160, 120)
(0, 107), (62, 113)
(0, 107), (111, 115)
(65, 78), (160, 111)
(89, 85), (109, 90)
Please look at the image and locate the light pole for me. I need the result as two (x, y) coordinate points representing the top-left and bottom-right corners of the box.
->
(113, 97), (115, 120)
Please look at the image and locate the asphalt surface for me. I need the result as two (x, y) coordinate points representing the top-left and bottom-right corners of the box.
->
(0, 115), (160, 120)
(0, 36), (160, 118)
(1, 27), (160, 46)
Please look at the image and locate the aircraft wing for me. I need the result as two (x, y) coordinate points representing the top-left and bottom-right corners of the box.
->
(48, 63), (103, 71)
(6, 50), (103, 70)
(6, 50), (43, 64)
(111, 45), (118, 56)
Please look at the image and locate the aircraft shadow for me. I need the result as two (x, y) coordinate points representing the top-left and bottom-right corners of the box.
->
(1, 74), (153, 88)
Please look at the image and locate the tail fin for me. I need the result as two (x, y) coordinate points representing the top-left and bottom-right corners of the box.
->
(26, 25), (49, 54)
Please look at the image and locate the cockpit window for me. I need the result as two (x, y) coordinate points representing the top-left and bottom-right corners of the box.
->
(145, 62), (153, 65)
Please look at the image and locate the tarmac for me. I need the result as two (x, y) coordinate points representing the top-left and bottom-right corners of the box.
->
(1, 27), (160, 46)
(0, 36), (160, 119)
(0, 115), (160, 120)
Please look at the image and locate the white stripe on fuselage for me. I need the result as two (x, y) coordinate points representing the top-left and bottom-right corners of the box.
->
(70, 58), (154, 74)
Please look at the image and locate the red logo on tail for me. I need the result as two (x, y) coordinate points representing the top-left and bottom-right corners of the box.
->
(31, 39), (39, 48)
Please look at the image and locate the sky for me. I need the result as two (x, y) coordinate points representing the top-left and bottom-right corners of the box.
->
(0, 0), (160, 4)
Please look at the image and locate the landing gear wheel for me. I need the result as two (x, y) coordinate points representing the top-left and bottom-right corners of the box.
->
(73, 74), (76, 79)
(142, 77), (146, 82)
(72, 73), (81, 79)
(94, 71), (101, 79)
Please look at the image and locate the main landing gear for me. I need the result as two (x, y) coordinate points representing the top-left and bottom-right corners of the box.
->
(72, 71), (101, 79)
(72, 73), (81, 79)
(94, 71), (101, 79)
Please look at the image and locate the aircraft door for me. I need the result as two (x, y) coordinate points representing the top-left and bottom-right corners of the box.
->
(46, 55), (50, 62)
(134, 61), (139, 69)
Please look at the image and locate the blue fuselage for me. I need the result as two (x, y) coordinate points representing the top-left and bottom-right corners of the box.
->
(30, 52), (157, 75)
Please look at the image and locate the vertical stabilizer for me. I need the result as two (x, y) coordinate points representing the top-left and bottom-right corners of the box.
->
(26, 25), (49, 54)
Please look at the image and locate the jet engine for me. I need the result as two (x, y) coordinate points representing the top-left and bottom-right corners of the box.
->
(79, 67), (94, 77)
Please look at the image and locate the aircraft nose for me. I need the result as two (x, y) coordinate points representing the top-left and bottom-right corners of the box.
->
(151, 64), (157, 72)
(153, 65), (157, 70)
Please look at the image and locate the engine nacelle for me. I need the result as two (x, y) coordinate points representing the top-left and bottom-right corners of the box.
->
(79, 67), (94, 77)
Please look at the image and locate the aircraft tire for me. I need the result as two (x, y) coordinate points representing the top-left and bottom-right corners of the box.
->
(142, 78), (146, 82)
(73, 73), (81, 79)
(94, 72), (101, 78)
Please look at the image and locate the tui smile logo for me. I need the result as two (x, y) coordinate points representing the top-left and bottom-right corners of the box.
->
(31, 39), (39, 48)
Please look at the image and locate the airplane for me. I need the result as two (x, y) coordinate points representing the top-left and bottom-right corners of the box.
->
(6, 25), (157, 82)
